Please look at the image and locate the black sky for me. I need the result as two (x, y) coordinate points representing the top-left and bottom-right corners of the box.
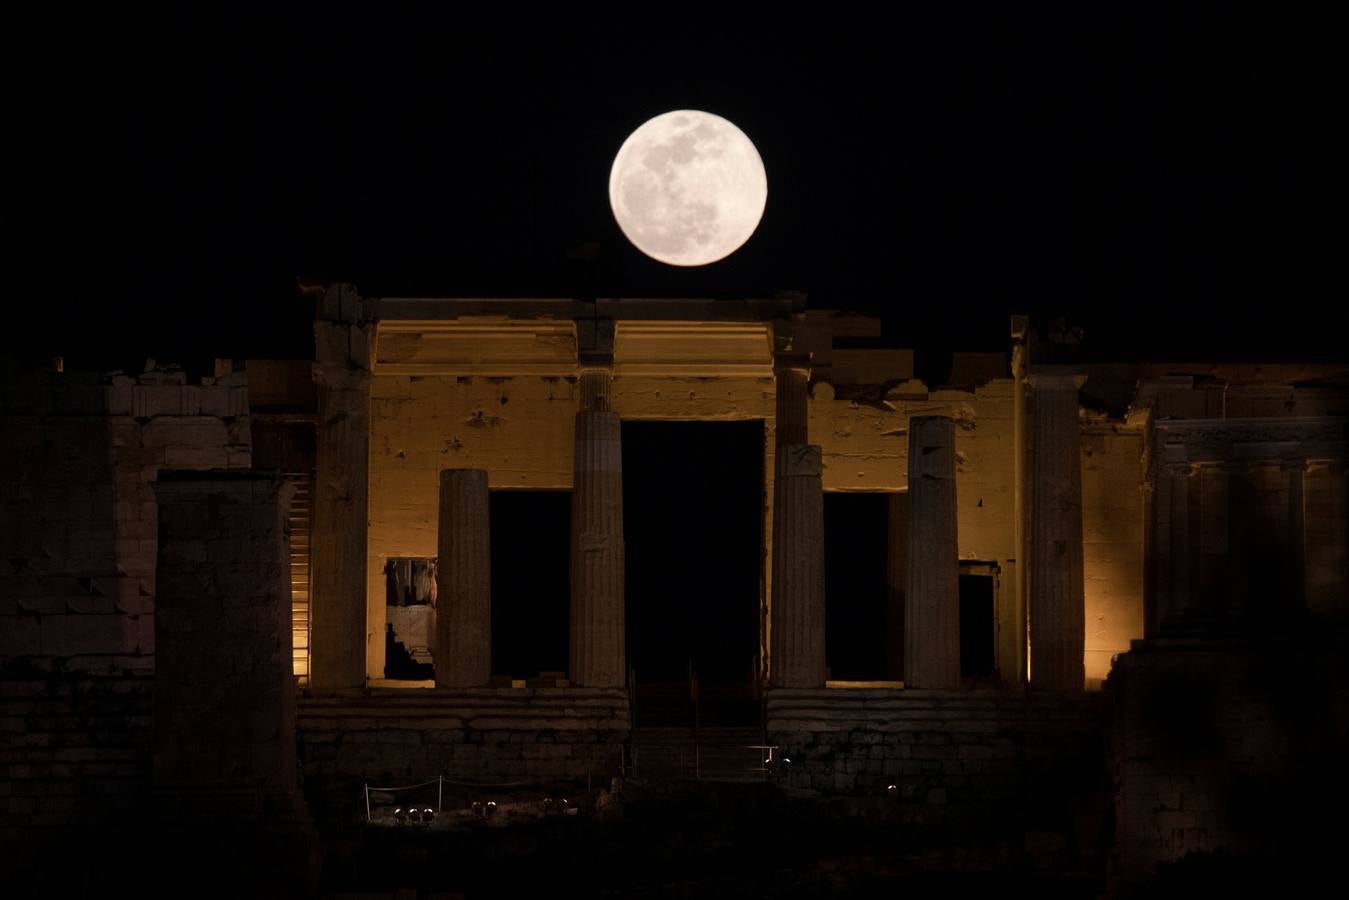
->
(7, 7), (1347, 374)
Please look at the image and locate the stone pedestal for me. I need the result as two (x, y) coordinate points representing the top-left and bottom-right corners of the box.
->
(436, 468), (491, 687)
(1028, 372), (1086, 691)
(152, 471), (318, 891)
(770, 444), (826, 687)
(904, 416), (960, 689)
(570, 368), (625, 688)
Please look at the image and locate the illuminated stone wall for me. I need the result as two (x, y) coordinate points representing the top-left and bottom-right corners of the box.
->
(1081, 422), (1146, 685)
(366, 337), (1149, 688)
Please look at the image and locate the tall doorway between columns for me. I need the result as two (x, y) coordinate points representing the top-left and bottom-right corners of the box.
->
(622, 420), (764, 727)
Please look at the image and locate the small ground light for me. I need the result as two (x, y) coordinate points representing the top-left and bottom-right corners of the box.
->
(886, 785), (898, 797)
(486, 801), (498, 817)
(472, 801), (484, 817)
(394, 807), (407, 824)
(422, 808), (435, 823)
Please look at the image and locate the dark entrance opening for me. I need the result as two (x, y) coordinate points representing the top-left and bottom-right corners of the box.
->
(623, 420), (763, 726)
(383, 557), (436, 681)
(824, 492), (890, 681)
(490, 490), (570, 681)
(959, 572), (996, 680)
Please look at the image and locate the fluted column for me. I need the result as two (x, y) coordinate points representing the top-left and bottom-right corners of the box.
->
(770, 444), (826, 687)
(774, 352), (810, 449)
(436, 468), (491, 687)
(310, 285), (373, 688)
(1284, 459), (1308, 611)
(768, 350), (826, 687)
(1028, 372), (1086, 691)
(904, 416), (960, 689)
(569, 366), (625, 687)
(1163, 460), (1195, 627)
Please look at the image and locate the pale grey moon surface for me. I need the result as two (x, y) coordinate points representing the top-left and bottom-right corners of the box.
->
(608, 110), (768, 267)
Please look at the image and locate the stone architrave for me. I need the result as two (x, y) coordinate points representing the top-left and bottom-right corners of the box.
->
(1027, 371), (1086, 691)
(904, 415), (960, 689)
(570, 366), (626, 688)
(436, 468), (491, 687)
(770, 444), (826, 688)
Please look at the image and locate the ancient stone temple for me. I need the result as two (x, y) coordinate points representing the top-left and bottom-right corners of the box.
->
(3, 283), (1347, 891)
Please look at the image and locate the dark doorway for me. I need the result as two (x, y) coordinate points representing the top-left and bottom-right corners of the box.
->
(383, 557), (435, 681)
(490, 490), (570, 680)
(824, 492), (890, 681)
(623, 420), (763, 726)
(959, 572), (996, 680)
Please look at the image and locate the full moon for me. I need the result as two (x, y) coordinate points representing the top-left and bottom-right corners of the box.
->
(609, 110), (768, 267)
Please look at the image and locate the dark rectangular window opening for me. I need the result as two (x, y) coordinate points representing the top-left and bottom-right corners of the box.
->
(490, 489), (571, 681)
(383, 557), (436, 680)
(824, 492), (892, 681)
(623, 420), (763, 726)
(959, 572), (996, 681)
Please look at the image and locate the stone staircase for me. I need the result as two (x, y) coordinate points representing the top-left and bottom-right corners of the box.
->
(628, 726), (770, 783)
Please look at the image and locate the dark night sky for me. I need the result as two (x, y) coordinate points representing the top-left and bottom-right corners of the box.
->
(7, 7), (1347, 374)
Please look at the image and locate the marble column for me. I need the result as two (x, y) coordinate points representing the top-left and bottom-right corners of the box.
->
(774, 351), (811, 449)
(569, 366), (626, 687)
(904, 415), (960, 689)
(770, 444), (826, 687)
(436, 468), (491, 687)
(769, 351), (826, 688)
(1195, 463), (1231, 621)
(1284, 459), (1308, 611)
(1028, 372), (1086, 691)
(884, 492), (908, 682)
(1164, 461), (1195, 627)
(310, 361), (370, 689)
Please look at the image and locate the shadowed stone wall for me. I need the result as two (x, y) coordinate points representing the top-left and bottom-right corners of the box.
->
(1108, 637), (1349, 888)
(297, 688), (629, 824)
(0, 369), (250, 878)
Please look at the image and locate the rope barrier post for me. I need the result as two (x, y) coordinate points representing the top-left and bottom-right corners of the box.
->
(364, 783), (371, 823)
(437, 775), (443, 812)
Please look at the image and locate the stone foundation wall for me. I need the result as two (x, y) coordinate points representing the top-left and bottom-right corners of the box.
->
(1109, 637), (1349, 886)
(298, 688), (630, 818)
(767, 689), (1106, 812)
(0, 672), (151, 849)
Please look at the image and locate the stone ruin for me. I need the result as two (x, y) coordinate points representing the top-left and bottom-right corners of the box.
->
(3, 284), (1347, 892)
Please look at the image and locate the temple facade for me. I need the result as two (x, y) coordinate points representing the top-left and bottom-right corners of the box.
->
(295, 287), (1348, 692)
(3, 283), (1347, 889)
